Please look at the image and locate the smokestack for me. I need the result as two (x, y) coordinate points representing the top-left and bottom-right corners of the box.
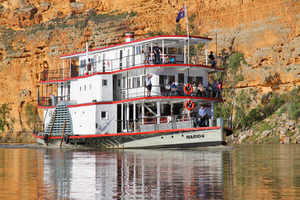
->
(125, 32), (134, 42)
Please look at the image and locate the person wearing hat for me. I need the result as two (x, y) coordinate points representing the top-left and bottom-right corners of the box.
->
(140, 43), (150, 64)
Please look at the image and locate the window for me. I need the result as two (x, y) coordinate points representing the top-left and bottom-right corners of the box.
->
(132, 77), (136, 88)
(80, 60), (86, 68)
(188, 76), (193, 84)
(142, 76), (145, 87)
(101, 111), (108, 119)
(196, 77), (203, 85)
(118, 79), (121, 87)
(178, 73), (184, 84)
(80, 86), (81, 91)
(137, 77), (140, 87)
(128, 79), (131, 89)
(122, 77), (126, 88)
(169, 76), (175, 83)
(84, 85), (86, 90)
(90, 84), (92, 90)
(159, 75), (168, 85)
(102, 79), (107, 86)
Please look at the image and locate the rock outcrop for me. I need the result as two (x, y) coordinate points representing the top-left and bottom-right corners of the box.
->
(0, 0), (299, 133)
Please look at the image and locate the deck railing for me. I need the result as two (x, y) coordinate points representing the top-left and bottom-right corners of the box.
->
(40, 53), (211, 82)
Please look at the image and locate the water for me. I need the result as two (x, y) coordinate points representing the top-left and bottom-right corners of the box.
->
(0, 144), (299, 200)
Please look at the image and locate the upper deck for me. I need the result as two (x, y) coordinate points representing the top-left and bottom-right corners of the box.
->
(39, 35), (218, 83)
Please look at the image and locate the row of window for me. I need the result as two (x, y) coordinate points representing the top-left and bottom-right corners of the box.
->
(79, 80), (108, 91)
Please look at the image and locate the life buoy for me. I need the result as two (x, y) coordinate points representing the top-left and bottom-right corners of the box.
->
(43, 134), (49, 144)
(184, 83), (193, 94)
(185, 100), (195, 110)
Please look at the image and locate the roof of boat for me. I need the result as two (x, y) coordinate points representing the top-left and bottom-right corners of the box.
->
(60, 35), (212, 59)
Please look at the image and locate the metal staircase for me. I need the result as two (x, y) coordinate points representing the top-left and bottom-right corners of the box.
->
(45, 101), (73, 136)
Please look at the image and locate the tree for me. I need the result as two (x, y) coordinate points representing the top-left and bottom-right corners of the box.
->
(0, 103), (11, 132)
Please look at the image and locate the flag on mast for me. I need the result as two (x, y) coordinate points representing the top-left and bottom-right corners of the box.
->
(176, 6), (185, 23)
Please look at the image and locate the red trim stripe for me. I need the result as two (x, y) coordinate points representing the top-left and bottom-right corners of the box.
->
(37, 96), (224, 109)
(38, 64), (224, 84)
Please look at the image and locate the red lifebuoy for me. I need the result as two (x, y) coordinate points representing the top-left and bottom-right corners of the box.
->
(185, 100), (195, 110)
(184, 83), (193, 94)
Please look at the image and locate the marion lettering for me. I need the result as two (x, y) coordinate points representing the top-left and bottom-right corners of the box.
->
(186, 134), (205, 139)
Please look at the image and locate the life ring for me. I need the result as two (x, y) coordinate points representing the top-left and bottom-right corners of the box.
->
(185, 100), (195, 110)
(184, 83), (193, 94)
(64, 135), (69, 144)
(43, 134), (49, 144)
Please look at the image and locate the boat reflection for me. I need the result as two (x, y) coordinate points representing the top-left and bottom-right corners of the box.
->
(41, 148), (231, 199)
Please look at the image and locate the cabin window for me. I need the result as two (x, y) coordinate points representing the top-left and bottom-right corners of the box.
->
(80, 60), (86, 69)
(90, 84), (92, 90)
(80, 86), (81, 91)
(128, 79), (132, 89)
(159, 75), (168, 85)
(178, 73), (184, 84)
(132, 78), (136, 88)
(188, 76), (193, 84)
(196, 77), (203, 85)
(102, 79), (107, 86)
(137, 77), (140, 87)
(84, 85), (86, 91)
(101, 111), (108, 119)
(122, 77), (126, 88)
(118, 79), (121, 87)
(142, 76), (145, 87)
(169, 76), (175, 83)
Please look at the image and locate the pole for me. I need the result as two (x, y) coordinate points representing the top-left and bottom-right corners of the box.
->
(185, 1), (190, 64)
(215, 33), (218, 69)
(60, 121), (66, 147)
(47, 111), (57, 146)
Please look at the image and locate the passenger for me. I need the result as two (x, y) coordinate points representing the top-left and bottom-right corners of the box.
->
(212, 80), (218, 98)
(208, 51), (216, 67)
(217, 79), (222, 99)
(165, 55), (171, 64)
(140, 43), (150, 64)
(170, 56), (175, 64)
(191, 82), (198, 96)
(170, 81), (180, 96)
(153, 43), (161, 64)
(145, 74), (153, 97)
(197, 83), (205, 97)
(197, 105), (207, 127)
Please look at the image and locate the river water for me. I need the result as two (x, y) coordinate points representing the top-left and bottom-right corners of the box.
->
(0, 144), (299, 200)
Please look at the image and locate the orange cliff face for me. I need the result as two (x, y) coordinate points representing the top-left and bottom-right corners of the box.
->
(0, 0), (299, 133)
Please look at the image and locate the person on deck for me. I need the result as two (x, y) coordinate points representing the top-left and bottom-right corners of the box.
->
(145, 74), (153, 97)
(216, 79), (222, 99)
(198, 105), (207, 127)
(140, 43), (150, 64)
(208, 51), (216, 67)
(197, 83), (205, 97)
(153, 43), (161, 64)
(170, 81), (180, 96)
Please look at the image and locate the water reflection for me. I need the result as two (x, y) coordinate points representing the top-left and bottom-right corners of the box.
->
(1, 144), (300, 199)
(41, 148), (229, 199)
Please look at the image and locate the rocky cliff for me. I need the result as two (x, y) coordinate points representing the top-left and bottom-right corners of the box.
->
(0, 0), (299, 135)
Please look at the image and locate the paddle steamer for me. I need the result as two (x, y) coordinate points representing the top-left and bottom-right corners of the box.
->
(32, 33), (233, 148)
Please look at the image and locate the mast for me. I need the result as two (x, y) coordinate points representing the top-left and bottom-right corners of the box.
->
(185, 1), (190, 64)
